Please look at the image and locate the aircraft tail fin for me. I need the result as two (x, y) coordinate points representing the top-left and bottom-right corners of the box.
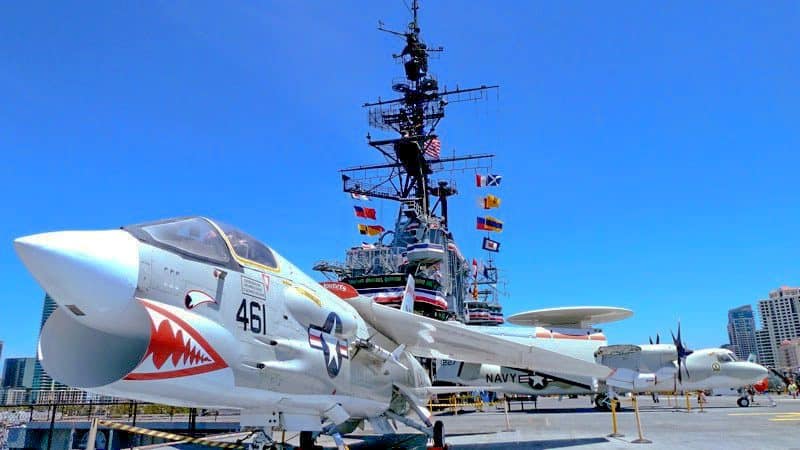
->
(400, 275), (415, 313)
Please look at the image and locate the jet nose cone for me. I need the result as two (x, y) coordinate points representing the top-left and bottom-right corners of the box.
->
(14, 230), (140, 317)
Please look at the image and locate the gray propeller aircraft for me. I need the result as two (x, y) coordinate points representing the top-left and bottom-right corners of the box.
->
(14, 216), (612, 449)
(436, 307), (630, 409)
(437, 315), (768, 409)
(600, 327), (768, 407)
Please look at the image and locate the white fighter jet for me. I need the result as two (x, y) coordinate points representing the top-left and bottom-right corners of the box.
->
(14, 217), (612, 449)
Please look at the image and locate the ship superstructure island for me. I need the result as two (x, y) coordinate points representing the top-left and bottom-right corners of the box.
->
(315, 1), (505, 325)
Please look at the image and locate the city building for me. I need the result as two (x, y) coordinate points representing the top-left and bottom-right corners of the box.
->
(756, 286), (800, 368)
(29, 293), (94, 404)
(721, 343), (739, 354)
(727, 305), (759, 361)
(756, 329), (775, 367)
(32, 294), (63, 392)
(0, 339), (4, 385)
(777, 338), (800, 372)
(1, 357), (36, 389)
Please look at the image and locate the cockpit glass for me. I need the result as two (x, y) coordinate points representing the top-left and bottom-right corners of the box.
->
(139, 217), (230, 264)
(717, 353), (735, 363)
(216, 222), (278, 268)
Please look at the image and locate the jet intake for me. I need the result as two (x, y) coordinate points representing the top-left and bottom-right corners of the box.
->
(39, 307), (150, 388)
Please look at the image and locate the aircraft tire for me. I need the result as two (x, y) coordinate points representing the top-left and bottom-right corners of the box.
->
(299, 431), (315, 450)
(433, 420), (445, 448)
(594, 394), (610, 410)
(737, 397), (750, 408)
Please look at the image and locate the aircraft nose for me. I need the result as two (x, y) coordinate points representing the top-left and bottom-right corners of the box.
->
(14, 230), (139, 317)
(741, 362), (769, 384)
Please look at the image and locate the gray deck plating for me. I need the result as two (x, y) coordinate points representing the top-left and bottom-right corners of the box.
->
(119, 395), (800, 449)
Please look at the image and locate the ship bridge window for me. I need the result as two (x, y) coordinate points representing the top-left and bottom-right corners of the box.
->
(131, 217), (231, 264)
(217, 222), (278, 269)
(426, 228), (444, 244)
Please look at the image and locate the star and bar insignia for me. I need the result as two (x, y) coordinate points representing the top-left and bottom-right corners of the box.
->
(308, 312), (349, 378)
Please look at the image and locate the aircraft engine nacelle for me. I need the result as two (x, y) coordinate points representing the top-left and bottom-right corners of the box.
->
(632, 373), (657, 390)
(39, 298), (239, 390)
(606, 368), (657, 391)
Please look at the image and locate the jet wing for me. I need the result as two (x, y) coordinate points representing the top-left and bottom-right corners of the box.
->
(348, 296), (612, 380)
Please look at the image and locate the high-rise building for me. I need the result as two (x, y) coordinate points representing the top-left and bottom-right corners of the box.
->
(756, 329), (775, 367)
(727, 305), (759, 361)
(0, 340), (4, 384)
(1, 358), (36, 389)
(756, 286), (800, 369)
(777, 338), (800, 372)
(33, 294), (66, 391)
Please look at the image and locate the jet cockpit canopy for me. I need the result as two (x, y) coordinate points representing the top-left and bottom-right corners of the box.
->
(126, 217), (277, 270)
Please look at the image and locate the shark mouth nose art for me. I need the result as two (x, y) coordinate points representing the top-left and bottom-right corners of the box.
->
(125, 299), (228, 380)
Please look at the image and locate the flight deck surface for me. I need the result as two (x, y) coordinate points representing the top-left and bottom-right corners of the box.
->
(137, 395), (800, 449)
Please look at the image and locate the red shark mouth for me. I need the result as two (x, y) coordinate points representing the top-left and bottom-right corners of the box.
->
(125, 299), (227, 380)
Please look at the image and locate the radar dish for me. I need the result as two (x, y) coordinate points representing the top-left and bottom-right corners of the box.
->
(507, 306), (633, 329)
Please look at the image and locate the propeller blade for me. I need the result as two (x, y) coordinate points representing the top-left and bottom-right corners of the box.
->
(649, 337), (653, 345)
(671, 322), (691, 384)
(656, 334), (660, 345)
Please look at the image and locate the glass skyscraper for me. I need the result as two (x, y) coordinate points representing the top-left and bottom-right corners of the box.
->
(727, 305), (759, 361)
(32, 294), (65, 391)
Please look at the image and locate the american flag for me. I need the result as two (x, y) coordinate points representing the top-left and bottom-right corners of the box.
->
(424, 137), (441, 159)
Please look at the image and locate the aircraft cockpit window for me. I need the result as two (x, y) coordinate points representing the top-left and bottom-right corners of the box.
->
(717, 353), (735, 363)
(138, 217), (230, 264)
(217, 222), (278, 269)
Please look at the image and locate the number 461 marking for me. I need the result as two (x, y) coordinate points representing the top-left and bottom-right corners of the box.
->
(236, 299), (267, 335)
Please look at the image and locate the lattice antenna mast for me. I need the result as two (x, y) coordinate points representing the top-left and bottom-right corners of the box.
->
(342, 0), (499, 220)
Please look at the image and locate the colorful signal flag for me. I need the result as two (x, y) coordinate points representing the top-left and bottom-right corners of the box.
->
(476, 216), (503, 232)
(476, 174), (502, 187)
(482, 237), (500, 252)
(358, 224), (385, 236)
(354, 205), (377, 220)
(482, 194), (501, 209)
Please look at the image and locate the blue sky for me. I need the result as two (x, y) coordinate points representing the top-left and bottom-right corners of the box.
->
(1, 1), (798, 359)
